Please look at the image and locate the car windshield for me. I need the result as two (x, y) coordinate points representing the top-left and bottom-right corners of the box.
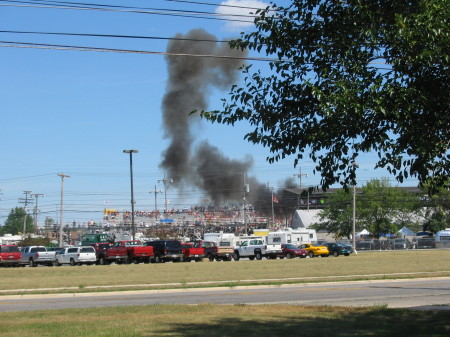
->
(166, 241), (181, 249)
(80, 247), (95, 253)
(284, 244), (297, 249)
(0, 246), (20, 253)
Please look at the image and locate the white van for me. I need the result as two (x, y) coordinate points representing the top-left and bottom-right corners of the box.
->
(56, 246), (96, 266)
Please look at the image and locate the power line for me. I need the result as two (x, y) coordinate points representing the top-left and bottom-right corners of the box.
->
(163, 0), (268, 11)
(0, 40), (277, 61)
(0, 0), (258, 22)
(0, 30), (234, 44)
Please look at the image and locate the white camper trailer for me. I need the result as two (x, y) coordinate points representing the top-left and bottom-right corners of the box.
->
(203, 232), (236, 247)
(267, 229), (317, 245)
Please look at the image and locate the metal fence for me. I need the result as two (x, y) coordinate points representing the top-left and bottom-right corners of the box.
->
(354, 238), (450, 251)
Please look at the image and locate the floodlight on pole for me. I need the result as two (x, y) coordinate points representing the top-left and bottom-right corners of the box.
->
(123, 150), (138, 240)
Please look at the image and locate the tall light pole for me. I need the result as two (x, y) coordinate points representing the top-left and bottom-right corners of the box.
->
(351, 161), (359, 255)
(123, 150), (138, 240)
(158, 173), (173, 219)
(58, 174), (70, 247)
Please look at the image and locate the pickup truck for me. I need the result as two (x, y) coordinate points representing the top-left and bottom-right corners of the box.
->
(20, 246), (57, 267)
(91, 242), (112, 265)
(104, 240), (154, 264)
(264, 243), (283, 259)
(192, 241), (234, 261)
(0, 245), (21, 267)
(181, 243), (204, 262)
(234, 238), (266, 261)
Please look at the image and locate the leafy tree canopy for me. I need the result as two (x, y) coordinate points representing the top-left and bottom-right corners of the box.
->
(201, 0), (449, 192)
(0, 207), (33, 236)
(358, 178), (421, 237)
(314, 178), (422, 238)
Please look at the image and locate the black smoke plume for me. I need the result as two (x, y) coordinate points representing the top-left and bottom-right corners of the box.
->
(160, 29), (286, 216)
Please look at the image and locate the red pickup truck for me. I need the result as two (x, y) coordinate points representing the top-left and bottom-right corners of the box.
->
(192, 241), (235, 262)
(0, 245), (21, 267)
(181, 243), (205, 262)
(91, 242), (112, 265)
(104, 240), (154, 264)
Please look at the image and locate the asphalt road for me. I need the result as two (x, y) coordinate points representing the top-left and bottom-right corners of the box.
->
(0, 278), (449, 312)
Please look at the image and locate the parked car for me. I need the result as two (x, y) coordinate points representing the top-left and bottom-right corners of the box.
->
(181, 243), (204, 262)
(234, 238), (267, 260)
(91, 242), (112, 265)
(20, 246), (57, 267)
(105, 241), (153, 264)
(298, 243), (329, 258)
(0, 245), (21, 267)
(191, 241), (235, 262)
(144, 240), (184, 263)
(279, 244), (307, 259)
(56, 246), (97, 266)
(326, 242), (352, 257)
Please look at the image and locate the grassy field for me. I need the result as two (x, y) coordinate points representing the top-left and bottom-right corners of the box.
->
(0, 304), (449, 337)
(1, 250), (449, 294)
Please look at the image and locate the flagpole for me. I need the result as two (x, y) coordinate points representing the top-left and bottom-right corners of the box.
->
(270, 187), (275, 228)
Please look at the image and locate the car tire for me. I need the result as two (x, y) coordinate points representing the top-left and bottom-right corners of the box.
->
(333, 251), (339, 257)
(286, 253), (292, 259)
(70, 258), (76, 266)
(29, 259), (37, 267)
(255, 252), (262, 260)
(234, 253), (240, 261)
(155, 255), (162, 263)
(208, 254), (214, 262)
(99, 257), (106, 265)
(309, 251), (314, 258)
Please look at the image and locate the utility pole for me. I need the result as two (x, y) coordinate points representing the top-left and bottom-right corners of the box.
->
(268, 186), (275, 229)
(293, 167), (308, 190)
(243, 173), (249, 235)
(58, 173), (70, 247)
(293, 167), (308, 209)
(32, 193), (44, 233)
(19, 191), (33, 239)
(149, 185), (163, 221)
(158, 173), (173, 219)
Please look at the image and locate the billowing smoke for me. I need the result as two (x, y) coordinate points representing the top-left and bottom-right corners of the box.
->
(160, 29), (285, 215)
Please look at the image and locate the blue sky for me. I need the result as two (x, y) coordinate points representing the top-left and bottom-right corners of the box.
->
(0, 0), (419, 226)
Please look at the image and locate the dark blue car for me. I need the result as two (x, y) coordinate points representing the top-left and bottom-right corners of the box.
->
(326, 242), (353, 257)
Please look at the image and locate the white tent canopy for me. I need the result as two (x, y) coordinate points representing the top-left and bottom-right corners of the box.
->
(356, 229), (370, 237)
(398, 226), (416, 236)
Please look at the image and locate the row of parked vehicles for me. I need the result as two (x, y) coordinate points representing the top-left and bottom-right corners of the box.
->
(0, 236), (353, 267)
